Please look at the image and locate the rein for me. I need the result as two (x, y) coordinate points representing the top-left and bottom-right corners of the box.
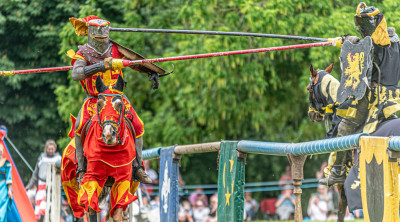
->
(97, 93), (124, 145)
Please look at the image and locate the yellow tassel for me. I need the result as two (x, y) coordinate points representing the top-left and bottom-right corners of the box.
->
(66, 49), (86, 60)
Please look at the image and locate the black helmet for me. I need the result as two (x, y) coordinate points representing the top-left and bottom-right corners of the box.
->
(354, 2), (381, 38)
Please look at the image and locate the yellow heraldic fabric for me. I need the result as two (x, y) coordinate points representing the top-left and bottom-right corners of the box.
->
(359, 136), (399, 222)
(130, 181), (140, 194)
(78, 180), (103, 206)
(371, 17), (391, 47)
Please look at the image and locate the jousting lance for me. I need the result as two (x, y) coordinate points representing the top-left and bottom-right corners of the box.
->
(111, 27), (329, 42)
(0, 41), (332, 76)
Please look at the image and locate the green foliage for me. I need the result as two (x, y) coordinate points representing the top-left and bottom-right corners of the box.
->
(0, 0), (84, 182)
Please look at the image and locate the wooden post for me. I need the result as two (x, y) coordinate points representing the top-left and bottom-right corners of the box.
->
(44, 163), (61, 222)
(287, 154), (307, 222)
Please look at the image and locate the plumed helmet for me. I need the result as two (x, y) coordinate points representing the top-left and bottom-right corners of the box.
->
(69, 15), (110, 37)
(354, 2), (381, 38)
(69, 15), (111, 53)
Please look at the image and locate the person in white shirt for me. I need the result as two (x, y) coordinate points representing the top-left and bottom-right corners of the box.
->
(307, 185), (329, 221)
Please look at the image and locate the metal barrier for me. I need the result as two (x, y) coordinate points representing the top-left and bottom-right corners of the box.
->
(237, 133), (367, 156)
(142, 134), (400, 222)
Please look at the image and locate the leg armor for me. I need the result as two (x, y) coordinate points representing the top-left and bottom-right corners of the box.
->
(320, 96), (369, 186)
(75, 105), (87, 175)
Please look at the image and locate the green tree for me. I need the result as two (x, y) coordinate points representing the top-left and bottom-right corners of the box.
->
(0, 0), (84, 182)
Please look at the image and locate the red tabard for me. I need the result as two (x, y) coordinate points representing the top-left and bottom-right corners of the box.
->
(83, 120), (136, 167)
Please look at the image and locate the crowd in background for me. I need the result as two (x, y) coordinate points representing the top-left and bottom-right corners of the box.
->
(22, 150), (365, 221)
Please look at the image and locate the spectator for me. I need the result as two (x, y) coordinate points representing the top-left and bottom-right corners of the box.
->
(316, 161), (328, 180)
(25, 139), (62, 221)
(202, 193), (218, 222)
(150, 195), (160, 210)
(275, 185), (295, 220)
(192, 199), (209, 222)
(278, 166), (292, 192)
(189, 188), (208, 207)
(148, 195), (160, 222)
(0, 138), (12, 222)
(144, 160), (159, 185)
(307, 185), (329, 221)
(244, 192), (259, 221)
(180, 199), (193, 220)
(143, 160), (158, 196)
(179, 211), (194, 222)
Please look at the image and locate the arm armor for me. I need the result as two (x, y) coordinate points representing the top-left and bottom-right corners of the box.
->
(71, 59), (106, 81)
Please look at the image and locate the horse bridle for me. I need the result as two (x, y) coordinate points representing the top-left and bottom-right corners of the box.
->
(308, 71), (324, 114)
(97, 93), (124, 145)
(308, 70), (336, 133)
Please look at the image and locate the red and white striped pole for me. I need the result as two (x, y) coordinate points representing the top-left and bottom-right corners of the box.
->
(1, 42), (332, 76)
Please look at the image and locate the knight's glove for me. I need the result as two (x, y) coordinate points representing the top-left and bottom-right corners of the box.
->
(343, 35), (360, 44)
(328, 37), (343, 48)
(328, 35), (360, 48)
(148, 72), (159, 90)
(104, 57), (126, 71)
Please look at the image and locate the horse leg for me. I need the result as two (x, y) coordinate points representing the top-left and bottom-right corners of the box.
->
(88, 207), (98, 222)
(112, 207), (124, 222)
(337, 185), (347, 222)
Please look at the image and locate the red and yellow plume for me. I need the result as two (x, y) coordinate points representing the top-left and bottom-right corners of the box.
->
(69, 15), (110, 36)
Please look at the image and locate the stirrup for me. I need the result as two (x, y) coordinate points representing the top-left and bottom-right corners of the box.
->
(319, 166), (346, 186)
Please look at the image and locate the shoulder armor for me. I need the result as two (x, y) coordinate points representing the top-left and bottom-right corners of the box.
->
(388, 27), (399, 43)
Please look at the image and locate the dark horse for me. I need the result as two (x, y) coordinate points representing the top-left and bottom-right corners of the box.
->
(307, 63), (350, 222)
(307, 63), (400, 221)
(62, 76), (139, 222)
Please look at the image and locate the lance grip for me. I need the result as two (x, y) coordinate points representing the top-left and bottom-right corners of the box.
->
(104, 57), (131, 70)
(0, 71), (14, 77)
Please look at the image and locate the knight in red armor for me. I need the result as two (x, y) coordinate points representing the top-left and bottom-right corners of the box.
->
(65, 15), (167, 220)
(67, 15), (167, 185)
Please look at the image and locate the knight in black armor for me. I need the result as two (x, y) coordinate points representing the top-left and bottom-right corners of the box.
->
(320, 2), (400, 186)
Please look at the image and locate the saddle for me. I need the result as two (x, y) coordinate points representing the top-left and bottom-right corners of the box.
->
(80, 116), (136, 187)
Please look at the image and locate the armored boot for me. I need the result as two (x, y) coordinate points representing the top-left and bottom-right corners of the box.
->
(319, 150), (349, 186)
(132, 137), (153, 184)
(319, 165), (347, 186)
(133, 167), (153, 184)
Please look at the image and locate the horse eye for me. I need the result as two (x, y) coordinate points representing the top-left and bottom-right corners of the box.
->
(97, 100), (105, 109)
(113, 100), (123, 110)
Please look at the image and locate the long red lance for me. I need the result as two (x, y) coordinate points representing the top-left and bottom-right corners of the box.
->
(0, 42), (332, 76)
